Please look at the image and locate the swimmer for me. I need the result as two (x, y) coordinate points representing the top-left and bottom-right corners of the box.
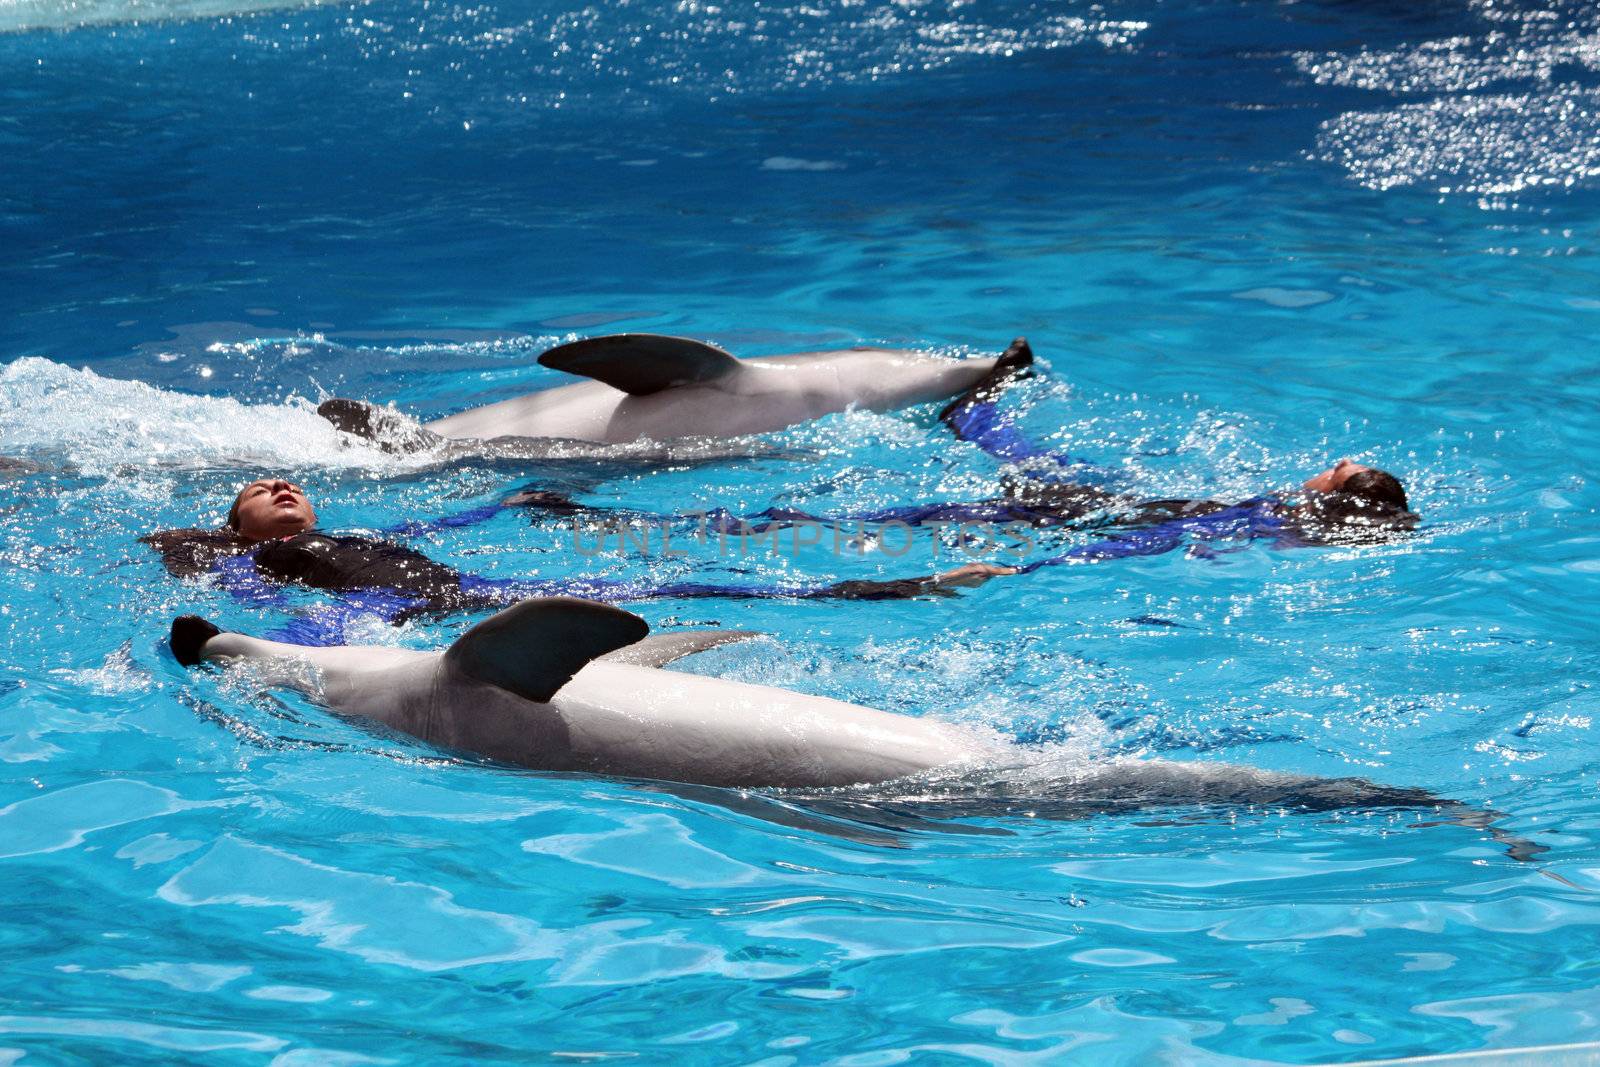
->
(775, 457), (1410, 539)
(142, 478), (1016, 644)
(493, 456), (1417, 569)
(1012, 458), (1414, 572)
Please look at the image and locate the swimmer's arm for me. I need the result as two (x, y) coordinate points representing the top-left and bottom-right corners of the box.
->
(139, 528), (245, 579)
(513, 562), (1018, 605)
(805, 562), (1018, 600)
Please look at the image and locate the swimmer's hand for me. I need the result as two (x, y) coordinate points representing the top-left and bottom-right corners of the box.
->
(926, 562), (1020, 592)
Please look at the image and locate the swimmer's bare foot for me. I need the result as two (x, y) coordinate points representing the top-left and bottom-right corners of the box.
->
(929, 562), (1020, 590)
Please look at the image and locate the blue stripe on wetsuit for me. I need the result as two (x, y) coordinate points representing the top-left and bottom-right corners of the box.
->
(214, 551), (294, 611)
(942, 390), (1120, 485)
(267, 590), (430, 646)
(212, 551), (429, 645)
(1016, 499), (1289, 574)
(383, 503), (504, 538)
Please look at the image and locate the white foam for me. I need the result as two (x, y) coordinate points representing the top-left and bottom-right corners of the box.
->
(49, 641), (151, 695)
(0, 357), (402, 476)
(0, 0), (328, 34)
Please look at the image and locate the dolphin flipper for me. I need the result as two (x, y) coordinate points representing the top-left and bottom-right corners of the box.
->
(600, 629), (762, 668)
(444, 597), (649, 702)
(538, 334), (742, 396)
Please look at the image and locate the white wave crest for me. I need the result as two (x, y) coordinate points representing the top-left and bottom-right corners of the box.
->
(0, 357), (400, 475)
(0, 0), (330, 35)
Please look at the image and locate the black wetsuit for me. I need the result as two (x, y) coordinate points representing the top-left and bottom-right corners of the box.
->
(143, 527), (968, 645)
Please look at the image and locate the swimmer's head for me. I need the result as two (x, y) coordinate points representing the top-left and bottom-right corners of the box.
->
(1341, 468), (1409, 512)
(1303, 459), (1409, 511)
(227, 477), (317, 541)
(1297, 459), (1416, 537)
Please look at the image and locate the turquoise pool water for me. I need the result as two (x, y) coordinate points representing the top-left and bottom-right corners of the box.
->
(4, 0), (1600, 1061)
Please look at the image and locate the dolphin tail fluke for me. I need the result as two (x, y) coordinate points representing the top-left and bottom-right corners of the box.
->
(1423, 804), (1550, 863)
(937, 338), (1048, 468)
(537, 333), (742, 396)
(444, 597), (650, 702)
(170, 615), (222, 667)
(934, 335), (1036, 431)
(600, 629), (762, 668)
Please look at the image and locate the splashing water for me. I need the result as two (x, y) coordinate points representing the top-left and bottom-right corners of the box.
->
(0, 357), (394, 474)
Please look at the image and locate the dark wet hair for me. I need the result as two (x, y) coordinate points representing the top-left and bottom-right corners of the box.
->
(1341, 468), (1409, 512)
(1301, 466), (1417, 541)
(225, 488), (246, 531)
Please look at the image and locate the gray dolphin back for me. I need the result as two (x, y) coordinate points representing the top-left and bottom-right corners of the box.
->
(444, 597), (650, 702)
(599, 629), (762, 668)
(537, 334), (742, 395)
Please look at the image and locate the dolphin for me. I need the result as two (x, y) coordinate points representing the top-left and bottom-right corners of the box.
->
(163, 599), (1548, 862)
(169, 598), (998, 789)
(318, 334), (1029, 449)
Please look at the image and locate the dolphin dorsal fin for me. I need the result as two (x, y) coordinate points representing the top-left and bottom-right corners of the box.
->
(444, 597), (650, 702)
(599, 629), (761, 668)
(537, 334), (742, 396)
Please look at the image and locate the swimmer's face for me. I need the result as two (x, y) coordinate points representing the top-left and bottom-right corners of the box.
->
(1303, 458), (1373, 495)
(230, 478), (317, 541)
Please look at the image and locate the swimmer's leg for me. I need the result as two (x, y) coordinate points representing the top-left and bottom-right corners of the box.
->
(939, 339), (1120, 486)
(937, 338), (1036, 459)
(941, 338), (1035, 417)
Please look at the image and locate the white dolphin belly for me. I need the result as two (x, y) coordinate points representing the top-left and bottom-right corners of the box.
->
(423, 350), (996, 444)
(536, 661), (994, 788)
